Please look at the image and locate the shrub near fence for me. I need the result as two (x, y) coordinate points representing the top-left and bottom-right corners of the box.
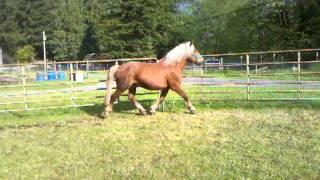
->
(0, 49), (320, 113)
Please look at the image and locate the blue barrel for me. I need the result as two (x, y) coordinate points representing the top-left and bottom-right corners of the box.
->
(47, 71), (56, 81)
(58, 71), (66, 80)
(36, 72), (46, 81)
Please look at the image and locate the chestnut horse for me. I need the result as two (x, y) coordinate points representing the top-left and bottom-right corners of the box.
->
(101, 42), (204, 117)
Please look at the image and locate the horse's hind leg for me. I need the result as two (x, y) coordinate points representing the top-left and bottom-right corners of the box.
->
(171, 85), (196, 114)
(150, 88), (169, 114)
(104, 89), (125, 116)
(128, 87), (147, 115)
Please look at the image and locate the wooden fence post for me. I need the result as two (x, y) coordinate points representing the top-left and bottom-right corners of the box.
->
(54, 60), (57, 72)
(191, 63), (194, 76)
(86, 59), (89, 79)
(69, 62), (76, 106)
(115, 60), (120, 103)
(54, 60), (57, 80)
(22, 65), (28, 110)
(200, 63), (204, 101)
(316, 52), (319, 61)
(240, 56), (243, 71)
(76, 61), (79, 71)
(273, 53), (276, 70)
(255, 64), (258, 75)
(298, 51), (301, 100)
(246, 54), (250, 100)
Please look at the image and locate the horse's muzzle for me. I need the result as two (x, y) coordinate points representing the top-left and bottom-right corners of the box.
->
(195, 57), (205, 65)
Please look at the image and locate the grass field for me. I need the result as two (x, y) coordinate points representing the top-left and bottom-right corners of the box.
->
(1, 65), (319, 178)
(0, 101), (319, 179)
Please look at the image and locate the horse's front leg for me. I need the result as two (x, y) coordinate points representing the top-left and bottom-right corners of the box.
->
(171, 85), (196, 114)
(150, 88), (169, 114)
(128, 87), (147, 115)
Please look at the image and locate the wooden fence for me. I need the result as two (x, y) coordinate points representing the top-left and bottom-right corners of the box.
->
(0, 49), (319, 113)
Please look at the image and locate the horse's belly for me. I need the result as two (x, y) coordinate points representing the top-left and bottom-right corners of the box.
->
(138, 77), (167, 90)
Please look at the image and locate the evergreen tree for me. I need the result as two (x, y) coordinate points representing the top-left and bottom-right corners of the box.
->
(96, 0), (177, 58)
(295, 0), (320, 48)
(17, 0), (56, 51)
(0, 0), (24, 57)
(48, 0), (85, 60)
(79, 0), (101, 59)
(0, 0), (57, 60)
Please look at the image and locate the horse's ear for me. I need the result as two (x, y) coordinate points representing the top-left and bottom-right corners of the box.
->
(190, 41), (193, 46)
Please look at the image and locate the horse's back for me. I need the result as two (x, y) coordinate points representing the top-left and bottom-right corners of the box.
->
(117, 61), (161, 75)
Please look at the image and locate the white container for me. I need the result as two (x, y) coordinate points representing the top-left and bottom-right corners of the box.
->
(75, 71), (84, 82)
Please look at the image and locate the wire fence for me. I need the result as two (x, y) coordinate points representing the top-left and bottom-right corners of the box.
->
(0, 49), (319, 113)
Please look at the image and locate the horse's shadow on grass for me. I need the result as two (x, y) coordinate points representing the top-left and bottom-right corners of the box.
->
(80, 100), (154, 118)
(80, 100), (320, 118)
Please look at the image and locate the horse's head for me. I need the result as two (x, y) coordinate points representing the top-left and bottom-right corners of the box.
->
(189, 49), (205, 65)
(165, 41), (204, 65)
(188, 42), (205, 65)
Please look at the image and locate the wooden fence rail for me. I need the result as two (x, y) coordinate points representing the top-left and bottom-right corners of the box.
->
(0, 50), (319, 113)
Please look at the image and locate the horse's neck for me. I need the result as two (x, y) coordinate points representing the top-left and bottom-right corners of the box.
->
(160, 57), (188, 72)
(176, 58), (188, 72)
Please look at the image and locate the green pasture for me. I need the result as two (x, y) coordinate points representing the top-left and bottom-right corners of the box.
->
(0, 65), (319, 178)
(0, 100), (319, 179)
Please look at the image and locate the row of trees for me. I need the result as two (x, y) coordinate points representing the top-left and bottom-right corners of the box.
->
(0, 0), (319, 63)
(179, 0), (320, 54)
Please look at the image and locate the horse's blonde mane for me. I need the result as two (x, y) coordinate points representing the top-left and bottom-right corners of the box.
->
(165, 42), (195, 64)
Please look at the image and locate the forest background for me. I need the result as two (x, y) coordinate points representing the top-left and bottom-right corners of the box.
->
(0, 0), (319, 63)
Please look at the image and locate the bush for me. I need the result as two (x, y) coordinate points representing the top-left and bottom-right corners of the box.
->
(16, 45), (36, 63)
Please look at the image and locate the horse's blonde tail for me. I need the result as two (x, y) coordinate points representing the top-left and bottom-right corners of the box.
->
(105, 64), (120, 106)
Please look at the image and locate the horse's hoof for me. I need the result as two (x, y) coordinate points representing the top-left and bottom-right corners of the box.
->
(190, 110), (196, 114)
(148, 107), (157, 115)
(100, 111), (109, 118)
(149, 110), (156, 115)
(140, 111), (148, 116)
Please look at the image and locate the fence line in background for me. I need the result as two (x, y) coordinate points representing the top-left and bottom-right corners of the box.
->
(204, 48), (320, 57)
(0, 58), (158, 67)
(0, 50), (319, 113)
